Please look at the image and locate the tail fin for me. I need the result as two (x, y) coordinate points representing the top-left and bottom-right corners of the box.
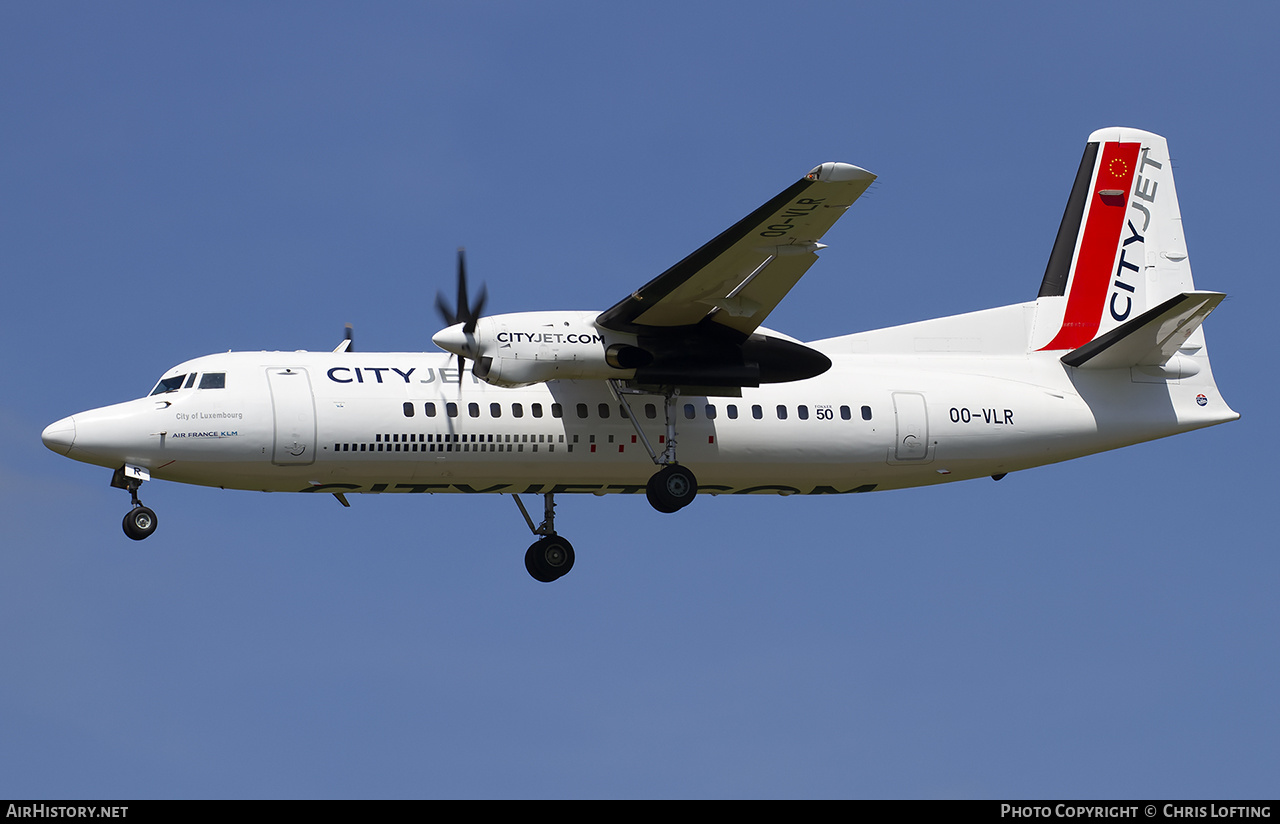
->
(1032, 128), (1196, 352)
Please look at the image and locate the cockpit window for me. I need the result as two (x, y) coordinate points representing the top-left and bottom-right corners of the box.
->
(199, 372), (226, 389)
(150, 375), (187, 395)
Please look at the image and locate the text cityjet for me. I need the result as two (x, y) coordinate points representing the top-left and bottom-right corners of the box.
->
(327, 366), (416, 384)
(496, 331), (602, 345)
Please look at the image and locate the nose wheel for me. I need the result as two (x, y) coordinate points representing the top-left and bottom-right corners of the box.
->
(122, 506), (159, 541)
(112, 464), (159, 541)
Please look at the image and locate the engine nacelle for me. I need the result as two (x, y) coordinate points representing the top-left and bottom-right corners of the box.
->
(435, 310), (831, 389)
(468, 311), (638, 387)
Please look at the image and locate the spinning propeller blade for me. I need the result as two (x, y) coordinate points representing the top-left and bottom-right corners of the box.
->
(434, 248), (488, 383)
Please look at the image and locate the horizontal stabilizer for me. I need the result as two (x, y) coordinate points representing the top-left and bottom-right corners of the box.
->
(1061, 291), (1224, 369)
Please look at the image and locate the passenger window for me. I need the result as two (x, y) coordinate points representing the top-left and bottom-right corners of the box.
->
(776, 405), (788, 420)
(577, 403), (589, 419)
(840, 405), (851, 420)
(425, 402), (437, 417)
(597, 403), (610, 419)
(531, 403), (543, 418)
(683, 403), (695, 420)
(468, 403), (480, 418)
(752, 405), (763, 420)
(705, 404), (716, 420)
(198, 372), (226, 389)
(862, 405), (873, 420)
(551, 403), (563, 418)
(403, 402), (415, 418)
(798, 405), (809, 420)
(490, 403), (502, 418)
(727, 404), (738, 420)
(644, 403), (657, 419)
(447, 402), (459, 417)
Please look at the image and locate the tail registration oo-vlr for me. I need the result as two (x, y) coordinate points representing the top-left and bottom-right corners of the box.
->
(42, 128), (1238, 582)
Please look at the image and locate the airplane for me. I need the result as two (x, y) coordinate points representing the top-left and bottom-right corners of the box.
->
(41, 127), (1238, 582)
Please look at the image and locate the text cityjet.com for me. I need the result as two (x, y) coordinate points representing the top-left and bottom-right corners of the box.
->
(6, 807), (128, 819)
(1001, 806), (1272, 819)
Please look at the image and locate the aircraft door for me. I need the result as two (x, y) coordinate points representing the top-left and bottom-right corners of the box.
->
(267, 367), (317, 466)
(892, 392), (929, 461)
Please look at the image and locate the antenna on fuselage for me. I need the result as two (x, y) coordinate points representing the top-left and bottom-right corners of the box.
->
(332, 323), (355, 353)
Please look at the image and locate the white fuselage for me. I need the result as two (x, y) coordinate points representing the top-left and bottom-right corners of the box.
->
(44, 312), (1236, 501)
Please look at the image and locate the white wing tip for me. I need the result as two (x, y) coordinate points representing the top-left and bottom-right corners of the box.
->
(806, 162), (876, 183)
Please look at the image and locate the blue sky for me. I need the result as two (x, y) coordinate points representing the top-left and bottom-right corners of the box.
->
(3, 2), (1276, 799)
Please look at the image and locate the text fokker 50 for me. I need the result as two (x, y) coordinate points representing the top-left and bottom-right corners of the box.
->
(43, 128), (1237, 581)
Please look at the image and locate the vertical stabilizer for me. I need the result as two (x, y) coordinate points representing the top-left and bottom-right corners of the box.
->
(1032, 128), (1194, 352)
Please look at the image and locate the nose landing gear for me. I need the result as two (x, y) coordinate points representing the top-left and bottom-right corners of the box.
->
(112, 464), (158, 541)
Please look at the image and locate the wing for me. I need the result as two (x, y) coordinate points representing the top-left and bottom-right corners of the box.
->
(596, 162), (876, 338)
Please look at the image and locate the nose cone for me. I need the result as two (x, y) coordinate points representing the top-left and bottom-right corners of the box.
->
(42, 416), (76, 455)
(432, 323), (472, 358)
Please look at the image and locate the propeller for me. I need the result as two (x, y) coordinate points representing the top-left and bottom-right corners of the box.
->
(435, 248), (487, 333)
(433, 247), (488, 383)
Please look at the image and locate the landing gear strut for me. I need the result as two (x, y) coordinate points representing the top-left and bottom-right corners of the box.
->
(509, 382), (701, 581)
(112, 465), (158, 541)
(512, 492), (575, 583)
(610, 381), (699, 514)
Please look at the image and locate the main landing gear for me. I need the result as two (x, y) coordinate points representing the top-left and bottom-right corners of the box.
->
(646, 463), (697, 513)
(512, 382), (700, 582)
(610, 381), (699, 515)
(112, 465), (158, 541)
(512, 492), (575, 583)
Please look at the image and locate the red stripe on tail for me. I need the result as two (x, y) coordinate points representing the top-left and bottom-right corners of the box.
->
(1040, 141), (1141, 350)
